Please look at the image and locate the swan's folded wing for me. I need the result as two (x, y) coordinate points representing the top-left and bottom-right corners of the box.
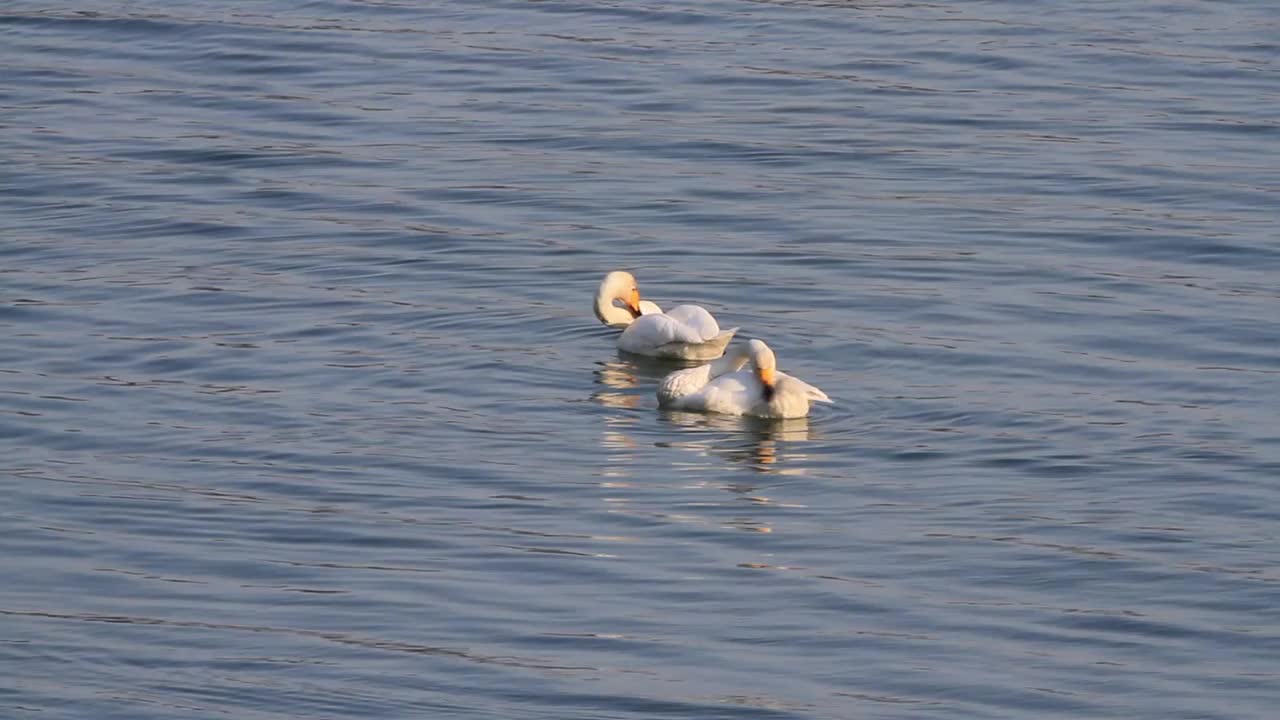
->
(677, 371), (758, 414)
(780, 372), (832, 403)
(621, 313), (706, 350)
(663, 304), (721, 342)
(656, 364), (713, 404)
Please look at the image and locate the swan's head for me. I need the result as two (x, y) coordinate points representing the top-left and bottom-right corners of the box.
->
(748, 339), (777, 401)
(595, 270), (643, 326)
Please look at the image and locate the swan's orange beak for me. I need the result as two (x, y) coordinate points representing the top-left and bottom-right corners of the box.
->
(625, 287), (642, 318)
(757, 367), (776, 400)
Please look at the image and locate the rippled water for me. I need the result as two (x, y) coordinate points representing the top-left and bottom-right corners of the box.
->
(3, 1), (1279, 718)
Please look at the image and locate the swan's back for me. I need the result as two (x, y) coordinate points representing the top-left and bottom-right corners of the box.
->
(619, 314), (705, 352)
(657, 363), (716, 405)
(657, 350), (751, 405)
(619, 307), (737, 360)
(670, 370), (759, 415)
(663, 304), (720, 342)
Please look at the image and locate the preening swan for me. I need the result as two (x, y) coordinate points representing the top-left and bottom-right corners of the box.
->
(594, 271), (737, 360)
(657, 339), (831, 419)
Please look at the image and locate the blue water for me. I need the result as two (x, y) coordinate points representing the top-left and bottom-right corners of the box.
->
(3, 1), (1278, 718)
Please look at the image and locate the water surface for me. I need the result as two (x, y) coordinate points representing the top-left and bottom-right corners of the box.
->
(3, 1), (1279, 718)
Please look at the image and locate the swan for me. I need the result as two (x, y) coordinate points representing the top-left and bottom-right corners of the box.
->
(657, 339), (831, 419)
(593, 271), (737, 360)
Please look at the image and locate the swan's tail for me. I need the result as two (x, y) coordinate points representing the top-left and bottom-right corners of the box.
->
(706, 327), (739, 356)
(796, 378), (832, 403)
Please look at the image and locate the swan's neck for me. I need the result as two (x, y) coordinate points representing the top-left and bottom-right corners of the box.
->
(594, 292), (635, 327)
(709, 349), (750, 378)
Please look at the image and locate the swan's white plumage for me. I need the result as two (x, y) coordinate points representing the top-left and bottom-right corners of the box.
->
(657, 346), (751, 405)
(662, 305), (721, 341)
(638, 300), (663, 316)
(658, 339), (831, 418)
(594, 271), (736, 360)
(781, 375), (831, 404)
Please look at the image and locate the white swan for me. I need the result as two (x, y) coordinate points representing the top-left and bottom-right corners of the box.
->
(594, 271), (737, 360)
(657, 339), (831, 419)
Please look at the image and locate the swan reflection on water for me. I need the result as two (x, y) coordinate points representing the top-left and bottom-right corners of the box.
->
(590, 354), (687, 409)
(589, 357), (659, 409)
(658, 410), (816, 473)
(592, 355), (818, 475)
